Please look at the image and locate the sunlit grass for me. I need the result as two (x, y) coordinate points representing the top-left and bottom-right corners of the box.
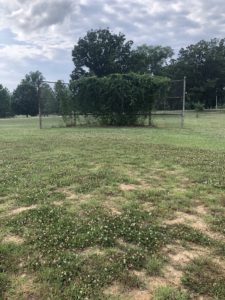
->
(1, 112), (225, 299)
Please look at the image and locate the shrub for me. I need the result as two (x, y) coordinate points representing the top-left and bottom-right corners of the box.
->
(70, 73), (170, 125)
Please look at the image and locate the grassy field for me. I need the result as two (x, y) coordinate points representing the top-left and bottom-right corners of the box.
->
(0, 113), (225, 299)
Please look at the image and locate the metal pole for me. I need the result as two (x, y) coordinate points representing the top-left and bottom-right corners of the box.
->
(37, 81), (42, 129)
(181, 76), (186, 128)
(216, 89), (218, 110)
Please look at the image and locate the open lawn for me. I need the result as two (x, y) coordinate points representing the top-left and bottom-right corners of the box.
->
(0, 113), (225, 299)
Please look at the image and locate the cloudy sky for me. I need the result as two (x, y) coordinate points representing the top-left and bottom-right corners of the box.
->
(1, 0), (225, 90)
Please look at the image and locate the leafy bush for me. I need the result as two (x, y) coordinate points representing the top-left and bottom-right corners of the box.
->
(194, 102), (204, 117)
(70, 73), (170, 125)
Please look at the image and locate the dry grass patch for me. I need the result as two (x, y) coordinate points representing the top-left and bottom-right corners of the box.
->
(8, 274), (41, 300)
(163, 243), (209, 267)
(164, 210), (225, 242)
(103, 201), (122, 215)
(141, 202), (155, 213)
(2, 235), (24, 245)
(53, 200), (64, 206)
(120, 183), (138, 191)
(57, 188), (77, 200)
(9, 205), (37, 216)
(80, 246), (106, 256)
(104, 281), (151, 300)
(194, 204), (209, 215)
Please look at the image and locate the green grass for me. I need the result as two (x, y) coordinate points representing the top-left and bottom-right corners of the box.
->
(153, 286), (189, 300)
(182, 257), (225, 299)
(0, 112), (225, 299)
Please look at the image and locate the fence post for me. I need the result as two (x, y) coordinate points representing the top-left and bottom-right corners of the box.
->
(37, 81), (42, 129)
(148, 111), (152, 127)
(181, 76), (186, 128)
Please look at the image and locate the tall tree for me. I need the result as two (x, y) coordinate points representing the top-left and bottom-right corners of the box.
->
(165, 39), (225, 108)
(134, 45), (174, 75)
(12, 84), (38, 117)
(12, 71), (45, 116)
(22, 70), (45, 88)
(0, 84), (11, 118)
(40, 83), (58, 115)
(71, 29), (134, 79)
(54, 81), (72, 118)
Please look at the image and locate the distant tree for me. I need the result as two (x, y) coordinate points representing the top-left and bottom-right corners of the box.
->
(134, 45), (174, 75)
(164, 39), (225, 108)
(40, 83), (58, 115)
(71, 28), (134, 79)
(22, 70), (45, 88)
(54, 81), (73, 121)
(0, 84), (11, 118)
(12, 84), (38, 117)
(12, 71), (45, 116)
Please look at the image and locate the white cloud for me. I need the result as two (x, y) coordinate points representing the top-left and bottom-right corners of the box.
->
(0, 0), (225, 89)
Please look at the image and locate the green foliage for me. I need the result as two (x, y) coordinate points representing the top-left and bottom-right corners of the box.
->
(54, 80), (73, 124)
(40, 83), (58, 115)
(135, 44), (174, 75)
(71, 28), (133, 79)
(182, 257), (225, 299)
(70, 73), (170, 125)
(12, 71), (45, 117)
(194, 102), (204, 112)
(165, 38), (225, 108)
(12, 83), (38, 116)
(0, 84), (11, 118)
(153, 286), (189, 300)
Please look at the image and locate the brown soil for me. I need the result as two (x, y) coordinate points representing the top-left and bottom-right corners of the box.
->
(3, 235), (24, 244)
(9, 205), (37, 215)
(120, 184), (138, 191)
(164, 210), (225, 242)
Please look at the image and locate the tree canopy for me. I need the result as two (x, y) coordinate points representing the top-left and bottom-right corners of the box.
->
(12, 71), (45, 117)
(71, 28), (134, 79)
(0, 84), (11, 118)
(164, 38), (225, 108)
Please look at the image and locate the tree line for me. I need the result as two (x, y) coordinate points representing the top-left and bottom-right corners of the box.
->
(1, 28), (225, 119)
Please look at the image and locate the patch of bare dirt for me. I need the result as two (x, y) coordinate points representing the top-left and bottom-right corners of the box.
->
(104, 281), (151, 300)
(120, 184), (138, 191)
(104, 282), (121, 295)
(80, 247), (106, 256)
(3, 235), (24, 244)
(103, 201), (122, 215)
(116, 238), (141, 251)
(126, 289), (152, 300)
(9, 205), (37, 216)
(53, 200), (64, 206)
(164, 211), (225, 242)
(194, 204), (208, 215)
(59, 188), (77, 200)
(9, 274), (41, 300)
(141, 202), (154, 213)
(163, 243), (209, 267)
